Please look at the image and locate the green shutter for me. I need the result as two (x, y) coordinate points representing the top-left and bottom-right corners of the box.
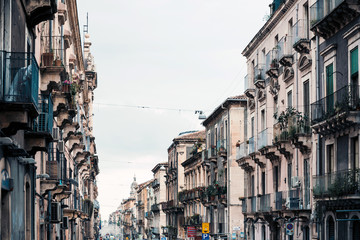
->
(351, 47), (358, 75)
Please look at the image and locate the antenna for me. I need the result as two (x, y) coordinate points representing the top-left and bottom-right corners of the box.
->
(84, 12), (89, 34)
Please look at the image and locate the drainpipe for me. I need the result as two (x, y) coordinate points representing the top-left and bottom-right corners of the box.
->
(47, 191), (52, 240)
(315, 34), (322, 240)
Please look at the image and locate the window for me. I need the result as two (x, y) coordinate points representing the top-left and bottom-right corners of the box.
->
(351, 137), (359, 169)
(261, 109), (265, 130)
(262, 172), (266, 195)
(251, 117), (255, 137)
(288, 163), (292, 189)
(274, 166), (279, 192)
(326, 63), (334, 111)
(287, 90), (292, 108)
(327, 144), (334, 173)
(327, 216), (335, 240)
(303, 80), (310, 119)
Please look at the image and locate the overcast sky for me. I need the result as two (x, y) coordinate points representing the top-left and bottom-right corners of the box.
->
(77, 0), (271, 220)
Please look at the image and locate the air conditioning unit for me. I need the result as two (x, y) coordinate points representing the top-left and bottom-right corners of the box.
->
(291, 176), (301, 188)
(58, 140), (64, 153)
(50, 202), (62, 223)
(61, 216), (69, 229)
(52, 127), (60, 141)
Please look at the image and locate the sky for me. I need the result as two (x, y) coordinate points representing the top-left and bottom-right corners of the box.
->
(76, 0), (271, 220)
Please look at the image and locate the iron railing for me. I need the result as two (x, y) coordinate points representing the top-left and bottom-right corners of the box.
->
(217, 138), (227, 151)
(292, 19), (309, 46)
(313, 169), (360, 198)
(311, 85), (360, 124)
(40, 36), (65, 67)
(274, 191), (284, 210)
(254, 64), (265, 82)
(248, 136), (255, 154)
(310, 0), (345, 27)
(257, 128), (268, 150)
(236, 142), (248, 159)
(287, 189), (301, 210)
(33, 95), (53, 133)
(244, 74), (249, 91)
(0, 51), (39, 107)
(258, 194), (271, 212)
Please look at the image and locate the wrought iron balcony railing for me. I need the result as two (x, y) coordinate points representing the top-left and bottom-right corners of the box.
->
(257, 128), (268, 150)
(40, 36), (65, 67)
(311, 85), (360, 124)
(313, 169), (360, 198)
(310, 0), (344, 27)
(0, 51), (39, 108)
(236, 142), (248, 159)
(33, 95), (53, 133)
(248, 136), (255, 154)
(258, 194), (271, 212)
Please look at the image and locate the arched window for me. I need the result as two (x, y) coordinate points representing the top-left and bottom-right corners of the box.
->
(327, 216), (335, 240)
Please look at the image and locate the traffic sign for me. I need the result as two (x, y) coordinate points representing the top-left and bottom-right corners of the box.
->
(286, 223), (294, 236)
(202, 223), (210, 233)
(232, 233), (237, 240)
(202, 233), (209, 240)
(161, 237), (167, 240)
(188, 226), (196, 237)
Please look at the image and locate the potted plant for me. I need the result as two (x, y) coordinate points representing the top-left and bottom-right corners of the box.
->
(42, 51), (54, 67)
(54, 56), (62, 66)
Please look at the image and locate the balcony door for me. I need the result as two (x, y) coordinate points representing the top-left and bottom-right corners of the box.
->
(326, 64), (334, 113)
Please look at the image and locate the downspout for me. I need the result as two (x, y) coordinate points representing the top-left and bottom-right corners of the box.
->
(47, 191), (52, 240)
(316, 34), (322, 240)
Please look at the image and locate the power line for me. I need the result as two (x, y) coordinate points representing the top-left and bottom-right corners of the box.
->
(94, 102), (210, 113)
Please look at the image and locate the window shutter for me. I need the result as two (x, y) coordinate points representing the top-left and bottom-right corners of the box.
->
(351, 47), (358, 76)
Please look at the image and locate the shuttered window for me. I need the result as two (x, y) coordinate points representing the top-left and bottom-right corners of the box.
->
(351, 47), (358, 76)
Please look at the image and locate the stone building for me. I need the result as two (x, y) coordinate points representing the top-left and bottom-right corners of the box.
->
(163, 131), (205, 240)
(0, 0), (100, 239)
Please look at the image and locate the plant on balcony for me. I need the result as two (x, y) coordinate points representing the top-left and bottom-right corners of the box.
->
(206, 184), (217, 198)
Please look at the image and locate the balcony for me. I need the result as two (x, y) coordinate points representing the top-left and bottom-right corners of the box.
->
(274, 191), (285, 211)
(258, 194), (271, 212)
(244, 74), (255, 98)
(310, 0), (360, 39)
(248, 137), (255, 154)
(151, 204), (160, 212)
(161, 200), (183, 213)
(25, 0), (57, 27)
(311, 85), (360, 135)
(207, 146), (217, 161)
(40, 36), (65, 83)
(179, 187), (204, 203)
(279, 36), (293, 67)
(0, 51), (39, 134)
(152, 179), (160, 188)
(24, 95), (54, 154)
(243, 196), (257, 214)
(266, 49), (280, 79)
(313, 169), (360, 199)
(184, 214), (202, 226)
(236, 142), (248, 160)
(216, 138), (227, 157)
(292, 19), (310, 54)
(254, 65), (266, 89)
(257, 129), (269, 150)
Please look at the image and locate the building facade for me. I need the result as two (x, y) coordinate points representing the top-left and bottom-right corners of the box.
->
(0, 0), (100, 239)
(241, 0), (314, 239)
(163, 131), (205, 240)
